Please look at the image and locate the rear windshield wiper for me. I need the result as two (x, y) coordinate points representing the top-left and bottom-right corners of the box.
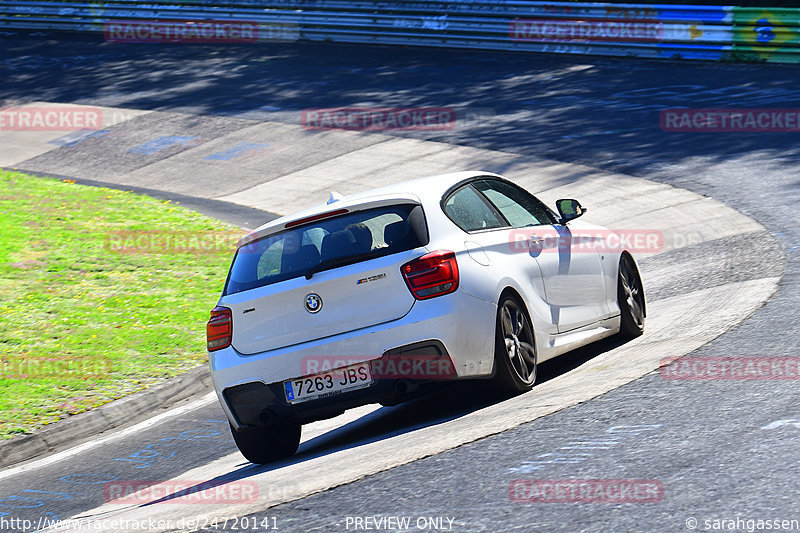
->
(304, 250), (385, 280)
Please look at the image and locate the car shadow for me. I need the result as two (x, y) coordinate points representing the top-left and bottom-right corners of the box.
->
(141, 332), (632, 506)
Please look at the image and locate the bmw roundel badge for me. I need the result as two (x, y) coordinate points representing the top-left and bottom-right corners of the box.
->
(304, 293), (322, 313)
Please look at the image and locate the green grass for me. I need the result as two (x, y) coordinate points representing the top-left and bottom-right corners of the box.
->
(0, 171), (244, 439)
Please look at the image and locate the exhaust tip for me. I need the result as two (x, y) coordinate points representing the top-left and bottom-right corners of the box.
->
(258, 409), (273, 425)
(394, 380), (419, 395)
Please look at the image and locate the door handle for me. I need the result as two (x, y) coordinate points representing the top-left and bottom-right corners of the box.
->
(528, 233), (544, 256)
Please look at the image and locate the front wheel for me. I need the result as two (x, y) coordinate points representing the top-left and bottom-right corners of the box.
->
(617, 254), (646, 339)
(230, 421), (301, 465)
(491, 295), (537, 394)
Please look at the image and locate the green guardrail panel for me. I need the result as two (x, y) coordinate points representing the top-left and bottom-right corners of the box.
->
(733, 6), (800, 62)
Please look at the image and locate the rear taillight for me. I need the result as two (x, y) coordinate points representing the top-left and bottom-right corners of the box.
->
(401, 250), (459, 300)
(206, 306), (232, 351)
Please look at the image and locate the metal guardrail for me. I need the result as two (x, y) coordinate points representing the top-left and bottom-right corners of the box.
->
(0, 1), (798, 63)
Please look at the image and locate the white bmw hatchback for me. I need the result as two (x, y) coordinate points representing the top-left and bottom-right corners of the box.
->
(207, 171), (645, 463)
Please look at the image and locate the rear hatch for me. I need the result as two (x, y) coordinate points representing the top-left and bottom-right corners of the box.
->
(220, 202), (429, 355)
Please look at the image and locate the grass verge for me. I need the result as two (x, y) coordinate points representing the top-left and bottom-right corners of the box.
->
(0, 170), (244, 439)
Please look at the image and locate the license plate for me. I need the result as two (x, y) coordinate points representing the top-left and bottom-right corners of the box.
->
(283, 362), (373, 404)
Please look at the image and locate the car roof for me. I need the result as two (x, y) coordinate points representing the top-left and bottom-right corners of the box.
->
(241, 170), (502, 245)
(340, 170), (500, 204)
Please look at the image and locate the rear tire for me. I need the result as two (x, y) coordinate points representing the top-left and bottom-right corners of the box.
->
(229, 421), (301, 465)
(492, 295), (537, 394)
(617, 254), (646, 339)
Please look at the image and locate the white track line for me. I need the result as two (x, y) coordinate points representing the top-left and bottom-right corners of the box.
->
(0, 393), (216, 482)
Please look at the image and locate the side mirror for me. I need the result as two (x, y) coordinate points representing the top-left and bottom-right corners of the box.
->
(556, 199), (587, 224)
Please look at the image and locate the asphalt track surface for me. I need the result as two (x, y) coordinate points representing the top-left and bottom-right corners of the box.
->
(1, 34), (799, 532)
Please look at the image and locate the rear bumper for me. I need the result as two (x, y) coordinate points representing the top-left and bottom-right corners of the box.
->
(209, 289), (496, 428)
(222, 352), (446, 428)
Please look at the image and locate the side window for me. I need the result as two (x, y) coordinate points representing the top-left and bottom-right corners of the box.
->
(256, 237), (285, 279)
(473, 179), (555, 227)
(443, 185), (507, 232)
(301, 227), (326, 251)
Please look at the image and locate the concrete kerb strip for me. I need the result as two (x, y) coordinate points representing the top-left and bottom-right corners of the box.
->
(0, 365), (212, 468)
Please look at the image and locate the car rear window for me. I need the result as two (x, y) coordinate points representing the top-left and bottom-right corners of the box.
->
(224, 204), (428, 295)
